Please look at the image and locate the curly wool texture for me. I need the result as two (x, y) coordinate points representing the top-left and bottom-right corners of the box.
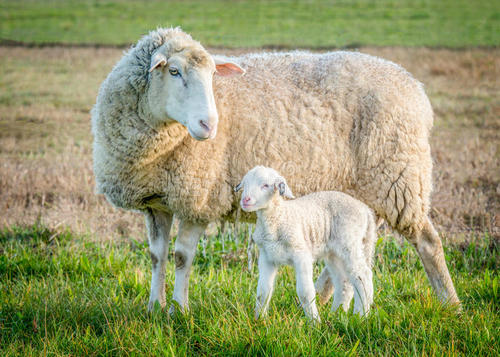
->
(252, 191), (377, 268)
(92, 28), (434, 234)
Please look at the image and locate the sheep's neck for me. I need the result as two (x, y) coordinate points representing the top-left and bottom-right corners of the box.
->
(136, 121), (189, 167)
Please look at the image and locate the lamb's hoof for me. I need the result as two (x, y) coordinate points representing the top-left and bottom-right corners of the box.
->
(308, 315), (321, 324)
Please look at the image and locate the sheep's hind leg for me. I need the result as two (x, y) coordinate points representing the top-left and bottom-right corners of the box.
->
(408, 218), (460, 306)
(358, 159), (460, 306)
(170, 220), (207, 314)
(144, 209), (173, 311)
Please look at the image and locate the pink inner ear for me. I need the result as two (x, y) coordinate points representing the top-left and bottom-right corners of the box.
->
(149, 58), (166, 72)
(216, 63), (244, 76)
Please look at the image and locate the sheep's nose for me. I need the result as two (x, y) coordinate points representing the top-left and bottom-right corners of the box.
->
(199, 120), (212, 132)
(243, 197), (251, 203)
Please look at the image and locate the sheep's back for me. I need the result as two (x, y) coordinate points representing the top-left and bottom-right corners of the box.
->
(216, 51), (434, 223)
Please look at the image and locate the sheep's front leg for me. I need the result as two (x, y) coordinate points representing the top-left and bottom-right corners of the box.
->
(144, 209), (173, 311)
(170, 220), (206, 314)
(255, 252), (278, 319)
(294, 256), (320, 322)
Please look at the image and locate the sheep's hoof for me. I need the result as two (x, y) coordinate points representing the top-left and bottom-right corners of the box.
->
(168, 301), (187, 316)
(148, 300), (165, 313)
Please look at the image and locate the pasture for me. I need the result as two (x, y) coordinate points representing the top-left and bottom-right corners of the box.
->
(0, 0), (498, 47)
(1, 224), (498, 355)
(0, 0), (499, 355)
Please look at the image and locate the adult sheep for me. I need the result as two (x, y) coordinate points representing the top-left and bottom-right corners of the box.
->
(92, 27), (460, 312)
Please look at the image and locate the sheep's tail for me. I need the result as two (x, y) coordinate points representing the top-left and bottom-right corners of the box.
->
(364, 209), (377, 267)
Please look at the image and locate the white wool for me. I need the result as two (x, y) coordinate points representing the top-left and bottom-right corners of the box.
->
(238, 166), (377, 320)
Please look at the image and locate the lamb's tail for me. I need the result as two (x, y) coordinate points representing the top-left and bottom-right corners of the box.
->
(364, 209), (377, 267)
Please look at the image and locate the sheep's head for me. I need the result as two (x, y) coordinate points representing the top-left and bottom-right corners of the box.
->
(147, 42), (244, 141)
(235, 166), (295, 212)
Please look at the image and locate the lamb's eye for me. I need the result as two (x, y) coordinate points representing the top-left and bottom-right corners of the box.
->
(261, 184), (269, 189)
(169, 68), (180, 76)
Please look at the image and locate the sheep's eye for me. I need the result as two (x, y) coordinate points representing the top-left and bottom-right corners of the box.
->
(169, 68), (180, 76)
(261, 184), (269, 189)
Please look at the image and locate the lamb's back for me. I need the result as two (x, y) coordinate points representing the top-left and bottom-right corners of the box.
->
(281, 191), (370, 248)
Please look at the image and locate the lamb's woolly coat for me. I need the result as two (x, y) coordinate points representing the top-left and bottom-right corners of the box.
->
(92, 28), (433, 235)
(251, 190), (377, 317)
(252, 191), (376, 268)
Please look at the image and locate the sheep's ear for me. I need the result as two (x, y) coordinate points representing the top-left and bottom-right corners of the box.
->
(213, 56), (245, 77)
(149, 52), (167, 72)
(234, 182), (243, 192)
(277, 181), (295, 199)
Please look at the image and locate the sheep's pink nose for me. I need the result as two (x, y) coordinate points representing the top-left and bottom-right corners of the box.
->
(199, 120), (212, 132)
(242, 197), (251, 203)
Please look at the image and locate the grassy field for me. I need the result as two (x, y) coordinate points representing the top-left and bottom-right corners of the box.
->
(0, 224), (498, 355)
(1, 0), (499, 48)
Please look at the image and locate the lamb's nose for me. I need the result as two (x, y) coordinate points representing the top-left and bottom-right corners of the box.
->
(243, 197), (251, 203)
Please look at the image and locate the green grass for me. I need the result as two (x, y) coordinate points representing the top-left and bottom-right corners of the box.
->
(0, 224), (498, 355)
(1, 0), (498, 48)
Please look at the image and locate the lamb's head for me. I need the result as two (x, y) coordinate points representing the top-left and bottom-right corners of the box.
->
(235, 166), (295, 212)
(147, 37), (244, 141)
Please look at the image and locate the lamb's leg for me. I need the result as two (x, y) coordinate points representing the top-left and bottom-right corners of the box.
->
(255, 251), (278, 319)
(144, 209), (173, 311)
(344, 259), (371, 316)
(294, 256), (320, 322)
(169, 219), (206, 314)
(335, 243), (372, 316)
(365, 268), (374, 308)
(408, 218), (460, 306)
(315, 267), (335, 305)
(326, 257), (354, 312)
(316, 216), (380, 305)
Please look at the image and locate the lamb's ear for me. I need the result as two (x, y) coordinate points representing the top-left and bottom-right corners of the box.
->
(149, 52), (167, 72)
(277, 181), (295, 199)
(234, 182), (243, 192)
(213, 56), (245, 77)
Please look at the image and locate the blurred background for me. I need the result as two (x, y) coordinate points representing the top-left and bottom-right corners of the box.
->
(0, 0), (498, 241)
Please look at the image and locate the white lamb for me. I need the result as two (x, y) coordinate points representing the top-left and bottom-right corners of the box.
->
(236, 166), (377, 321)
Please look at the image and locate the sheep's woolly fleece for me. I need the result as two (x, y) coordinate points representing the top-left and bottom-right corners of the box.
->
(92, 27), (434, 234)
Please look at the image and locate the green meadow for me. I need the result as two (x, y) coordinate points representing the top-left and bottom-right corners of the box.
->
(0, 224), (498, 355)
(1, 0), (498, 48)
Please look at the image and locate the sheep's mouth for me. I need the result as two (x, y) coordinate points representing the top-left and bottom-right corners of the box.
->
(187, 126), (216, 141)
(187, 127), (210, 141)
